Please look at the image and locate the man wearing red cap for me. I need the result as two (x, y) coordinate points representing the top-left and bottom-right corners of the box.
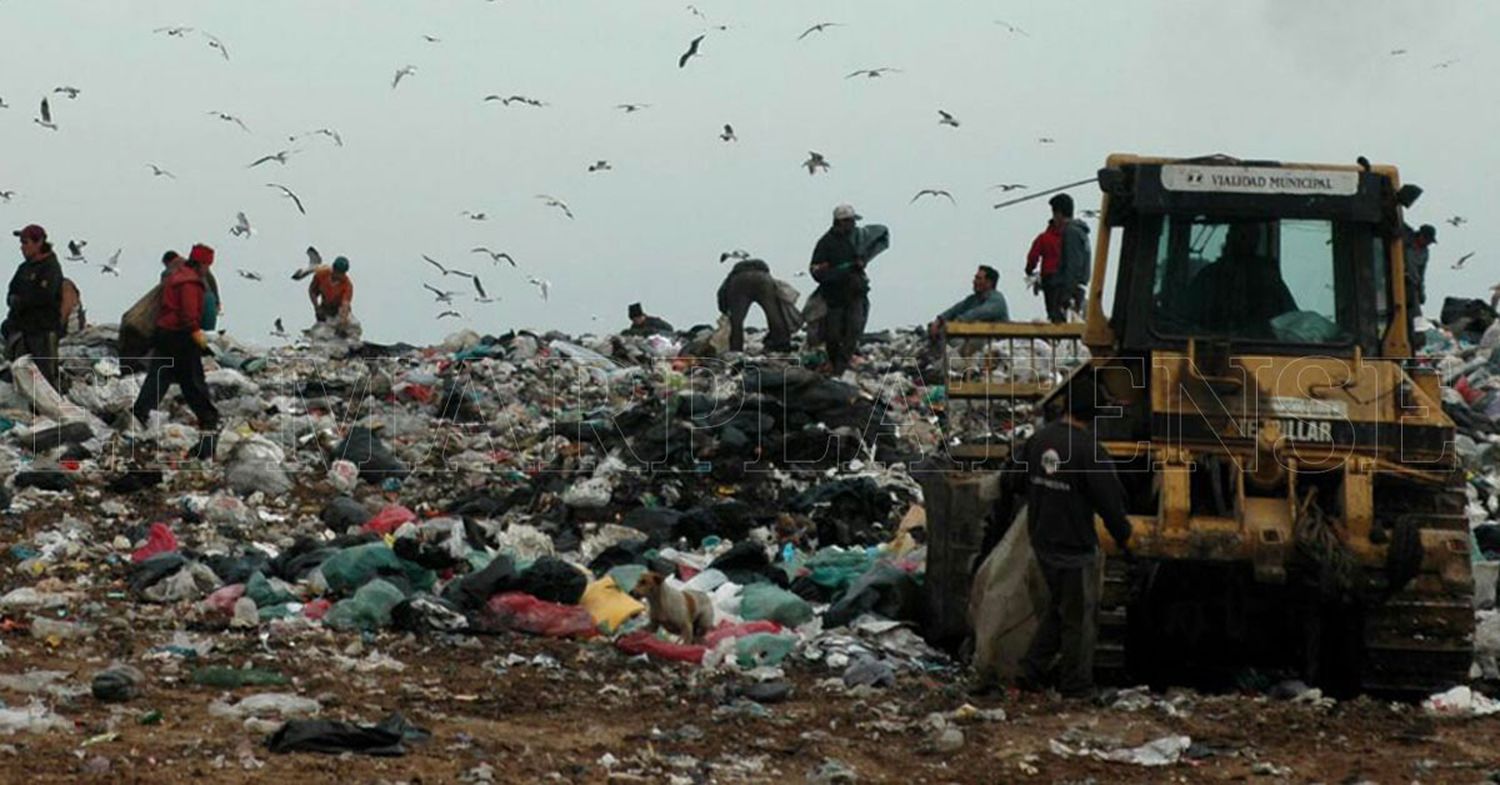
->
(132, 243), (220, 447)
(5, 224), (65, 392)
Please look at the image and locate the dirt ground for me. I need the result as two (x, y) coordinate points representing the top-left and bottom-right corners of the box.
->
(3, 614), (1500, 785)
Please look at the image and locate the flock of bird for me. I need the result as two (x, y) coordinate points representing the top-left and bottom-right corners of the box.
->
(0, 9), (1481, 335)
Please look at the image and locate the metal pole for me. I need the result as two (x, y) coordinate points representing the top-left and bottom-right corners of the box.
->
(992, 177), (1098, 211)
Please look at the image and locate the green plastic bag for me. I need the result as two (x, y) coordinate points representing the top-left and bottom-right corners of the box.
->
(735, 632), (797, 669)
(738, 583), (813, 627)
(805, 548), (876, 596)
(319, 543), (434, 595)
(245, 571), (295, 607)
(324, 579), (406, 631)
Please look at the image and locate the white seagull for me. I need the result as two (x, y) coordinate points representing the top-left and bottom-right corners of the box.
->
(230, 211), (253, 238)
(392, 65), (417, 89)
(35, 98), (57, 130)
(209, 111), (251, 133)
(536, 195), (574, 219)
(471, 247), (517, 267)
(266, 183), (306, 215)
(147, 163), (176, 179)
(291, 247), (323, 280)
(527, 276), (551, 302)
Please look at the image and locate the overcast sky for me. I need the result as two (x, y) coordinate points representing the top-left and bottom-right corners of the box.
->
(0, 0), (1492, 346)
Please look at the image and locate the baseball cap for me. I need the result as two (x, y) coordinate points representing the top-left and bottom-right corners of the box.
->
(1418, 224), (1438, 244)
(628, 302), (644, 319)
(12, 224), (46, 243)
(333, 256), (350, 273)
(832, 204), (861, 221)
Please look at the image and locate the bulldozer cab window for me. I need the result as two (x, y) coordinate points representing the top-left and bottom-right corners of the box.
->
(1150, 216), (1357, 345)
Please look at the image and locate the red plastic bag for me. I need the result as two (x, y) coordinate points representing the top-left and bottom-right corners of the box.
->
(615, 631), (707, 664)
(484, 592), (598, 639)
(362, 504), (417, 536)
(702, 620), (782, 648)
(302, 598), (333, 620)
(131, 522), (179, 564)
(204, 583), (246, 615)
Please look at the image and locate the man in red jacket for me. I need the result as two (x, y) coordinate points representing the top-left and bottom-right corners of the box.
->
(1025, 219), (1067, 323)
(132, 243), (220, 450)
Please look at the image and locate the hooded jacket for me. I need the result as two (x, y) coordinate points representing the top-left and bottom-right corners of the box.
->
(157, 263), (207, 333)
(1059, 219), (1092, 288)
(1026, 222), (1063, 278)
(6, 249), (64, 334)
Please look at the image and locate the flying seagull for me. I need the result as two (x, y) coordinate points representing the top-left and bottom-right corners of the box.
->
(437, 310), (464, 320)
(990, 183), (1028, 192)
(423, 255), (474, 279)
(147, 163), (175, 179)
(66, 240), (88, 261)
(798, 22), (842, 41)
(536, 194), (574, 219)
(266, 183), (306, 214)
(0, 191), (15, 202)
(484, 94), (547, 107)
(1080, 209), (1101, 219)
(153, 26), (194, 37)
(845, 68), (900, 79)
(461, 210), (489, 221)
(424, 284), (460, 304)
(422, 34), (441, 43)
(687, 4), (705, 19)
(291, 247), (323, 279)
(679, 34), (705, 68)
(236, 269), (263, 282)
(802, 151), (829, 175)
(587, 160), (612, 172)
(1447, 216), (1468, 227)
(994, 20), (1030, 36)
(911, 189), (956, 205)
(101, 250), (121, 276)
(209, 111), (250, 133)
(1432, 58), (1461, 70)
(271, 318), (288, 338)
(938, 110), (960, 128)
(0, 97), (8, 109)
(527, 276), (551, 302)
(248, 149), (295, 168)
(53, 86), (81, 100)
(1037, 137), (1056, 144)
(720, 124), (736, 142)
(470, 276), (489, 300)
(1389, 48), (1407, 56)
(35, 98), (57, 130)
(392, 65), (417, 89)
(471, 247), (517, 267)
(201, 31), (230, 60)
(230, 211), (252, 237)
(616, 103), (650, 113)
(1452, 252), (1476, 270)
(720, 250), (751, 264)
(290, 128), (343, 147)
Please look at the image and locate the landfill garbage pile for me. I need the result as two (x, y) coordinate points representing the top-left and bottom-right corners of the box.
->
(3, 320), (1500, 781)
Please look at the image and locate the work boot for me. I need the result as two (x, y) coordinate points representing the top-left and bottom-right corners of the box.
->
(191, 431), (219, 462)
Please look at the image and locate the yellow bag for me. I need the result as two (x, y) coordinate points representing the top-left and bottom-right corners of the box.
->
(580, 576), (645, 633)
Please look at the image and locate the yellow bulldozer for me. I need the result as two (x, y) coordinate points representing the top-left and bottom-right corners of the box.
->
(936, 153), (1472, 693)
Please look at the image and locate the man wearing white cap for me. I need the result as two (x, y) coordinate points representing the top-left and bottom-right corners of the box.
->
(809, 204), (869, 374)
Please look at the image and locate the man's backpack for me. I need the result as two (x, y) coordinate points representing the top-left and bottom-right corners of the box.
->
(59, 278), (85, 334)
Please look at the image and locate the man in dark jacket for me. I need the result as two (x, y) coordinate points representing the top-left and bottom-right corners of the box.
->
(623, 303), (674, 337)
(1020, 371), (1133, 698)
(810, 204), (869, 373)
(1050, 194), (1092, 320)
(5, 224), (65, 393)
(717, 259), (798, 353)
(132, 243), (220, 452)
(1403, 223), (1435, 318)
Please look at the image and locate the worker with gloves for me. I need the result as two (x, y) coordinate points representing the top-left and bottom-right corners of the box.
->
(132, 243), (220, 453)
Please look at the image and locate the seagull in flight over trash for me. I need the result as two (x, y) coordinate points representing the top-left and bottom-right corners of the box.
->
(266, 183), (306, 215)
(0, 190), (15, 202)
(798, 22), (842, 41)
(201, 31), (230, 60)
(845, 67), (900, 79)
(248, 149), (295, 168)
(421, 34), (441, 43)
(1432, 58), (1461, 69)
(527, 277), (551, 301)
(1080, 209), (1101, 219)
(1447, 216), (1467, 227)
(938, 110), (960, 127)
(536, 195), (574, 219)
(470, 276), (490, 301)
(994, 20), (1030, 36)
(425, 284), (460, 304)
(687, 4), (706, 19)
(236, 269), (263, 282)
(291, 247), (323, 279)
(437, 310), (464, 320)
(720, 250), (751, 264)
(53, 86), (81, 100)
(1452, 252), (1476, 270)
(147, 163), (175, 179)
(101, 250), (121, 276)
(230, 211), (252, 237)
(154, 26), (194, 37)
(209, 111), (250, 133)
(1389, 48), (1407, 56)
(911, 189), (956, 205)
(423, 255), (474, 279)
(679, 34), (705, 68)
(35, 98), (57, 130)
(990, 183), (1027, 192)
(392, 65), (417, 89)
(289, 128), (343, 147)
(461, 210), (488, 221)
(66, 240), (88, 261)
(271, 318), (288, 339)
(720, 124), (736, 142)
(0, 97), (8, 109)
(616, 103), (650, 113)
(484, 94), (547, 107)
(587, 160), (612, 172)
(802, 151), (829, 175)
(471, 247), (517, 267)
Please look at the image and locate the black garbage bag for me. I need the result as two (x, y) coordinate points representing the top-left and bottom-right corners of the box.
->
(620, 507), (687, 546)
(321, 496), (373, 530)
(106, 469), (164, 494)
(441, 553), (518, 611)
(265, 713), (429, 757)
(203, 551), (272, 586)
(391, 594), (470, 633)
(709, 541), (787, 587)
(789, 477), (895, 546)
(1476, 523), (1500, 559)
(270, 535), (375, 582)
(448, 486), (534, 519)
(1440, 297), (1498, 340)
(824, 562), (923, 628)
(514, 556), (587, 605)
(332, 426), (409, 481)
(392, 535), (466, 572)
(12, 470), (75, 492)
(127, 553), (187, 597)
(588, 538), (651, 574)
